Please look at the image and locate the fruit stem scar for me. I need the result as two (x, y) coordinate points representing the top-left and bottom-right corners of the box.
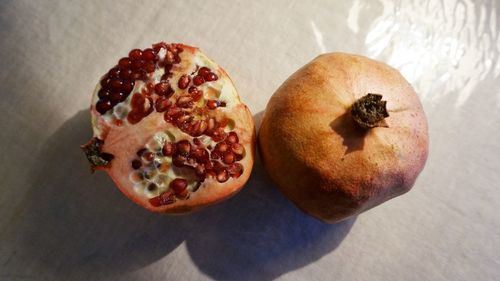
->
(350, 93), (389, 129)
(81, 137), (114, 172)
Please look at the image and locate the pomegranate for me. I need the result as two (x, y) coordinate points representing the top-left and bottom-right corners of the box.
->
(82, 42), (255, 213)
(258, 53), (428, 223)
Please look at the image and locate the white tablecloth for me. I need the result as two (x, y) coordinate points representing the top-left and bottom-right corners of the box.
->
(1, 0), (499, 280)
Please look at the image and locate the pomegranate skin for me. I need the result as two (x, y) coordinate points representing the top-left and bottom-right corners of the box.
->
(258, 53), (428, 223)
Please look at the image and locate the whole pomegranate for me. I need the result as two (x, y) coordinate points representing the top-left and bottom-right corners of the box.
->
(258, 53), (428, 223)
(82, 42), (255, 213)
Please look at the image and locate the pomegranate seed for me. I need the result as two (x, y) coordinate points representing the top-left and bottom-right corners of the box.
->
(172, 153), (187, 167)
(216, 169), (229, 183)
(118, 57), (132, 68)
(215, 142), (229, 153)
(162, 143), (175, 156)
(164, 107), (183, 122)
(231, 143), (245, 155)
(143, 48), (156, 61)
(206, 100), (218, 109)
(142, 151), (155, 162)
(193, 75), (204, 86)
(188, 86), (198, 94)
(223, 152), (235, 164)
(211, 127), (227, 142)
(174, 54), (181, 64)
(121, 80), (135, 93)
(132, 70), (147, 80)
(192, 148), (209, 163)
(195, 165), (206, 177)
(131, 94), (145, 109)
(109, 92), (125, 103)
(193, 138), (202, 146)
(131, 59), (144, 70)
(98, 89), (110, 99)
(155, 97), (171, 112)
(227, 163), (243, 178)
(226, 132), (239, 144)
(155, 82), (171, 96)
(108, 67), (120, 78)
(176, 114), (193, 128)
(96, 100), (112, 114)
(177, 96), (193, 108)
(176, 140), (191, 155)
(165, 51), (175, 64)
(143, 97), (154, 116)
(149, 191), (175, 207)
(109, 78), (123, 91)
(129, 49), (143, 60)
(119, 68), (132, 80)
(198, 67), (210, 76)
(207, 118), (216, 132)
(131, 159), (142, 169)
(144, 61), (156, 73)
(206, 170), (217, 179)
(136, 148), (147, 156)
(210, 150), (221, 159)
(197, 120), (208, 135)
(191, 90), (203, 101)
(178, 75), (190, 89)
(127, 110), (143, 124)
(218, 118), (229, 128)
(204, 72), (218, 81)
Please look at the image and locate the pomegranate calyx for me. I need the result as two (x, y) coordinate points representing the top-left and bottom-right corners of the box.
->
(81, 137), (114, 172)
(351, 93), (389, 129)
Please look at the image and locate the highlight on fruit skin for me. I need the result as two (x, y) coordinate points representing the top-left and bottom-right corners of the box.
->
(258, 52), (429, 224)
(82, 42), (255, 214)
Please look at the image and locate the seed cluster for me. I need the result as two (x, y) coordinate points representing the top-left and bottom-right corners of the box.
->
(95, 42), (245, 207)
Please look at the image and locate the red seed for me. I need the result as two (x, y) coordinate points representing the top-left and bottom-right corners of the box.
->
(192, 148), (209, 163)
(227, 163), (243, 178)
(188, 86), (198, 94)
(108, 67), (120, 78)
(215, 142), (229, 153)
(206, 170), (217, 179)
(211, 127), (227, 142)
(195, 165), (206, 177)
(142, 151), (155, 162)
(155, 97), (171, 112)
(149, 191), (175, 207)
(131, 59), (144, 70)
(197, 119), (208, 135)
(131, 94), (145, 109)
(109, 92), (125, 103)
(198, 67), (210, 76)
(119, 68), (132, 80)
(109, 78), (123, 91)
(143, 48), (156, 61)
(165, 51), (175, 64)
(226, 132), (239, 144)
(119, 57), (132, 68)
(121, 80), (135, 93)
(223, 152), (235, 164)
(191, 89), (203, 101)
(178, 75), (190, 89)
(176, 140), (191, 155)
(177, 96), (193, 108)
(143, 97), (154, 116)
(172, 153), (187, 166)
(204, 72), (218, 81)
(162, 142), (175, 156)
(216, 169), (229, 183)
(131, 159), (142, 169)
(98, 89), (110, 99)
(207, 118), (216, 132)
(231, 143), (245, 155)
(155, 82), (171, 96)
(96, 100), (112, 114)
(193, 75), (205, 86)
(136, 148), (147, 156)
(127, 110), (143, 124)
(206, 100), (218, 109)
(144, 61), (155, 73)
(129, 49), (143, 60)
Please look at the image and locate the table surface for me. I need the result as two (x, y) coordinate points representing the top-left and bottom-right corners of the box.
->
(1, 0), (499, 280)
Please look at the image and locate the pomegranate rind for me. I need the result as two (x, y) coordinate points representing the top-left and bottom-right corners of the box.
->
(258, 53), (428, 223)
(86, 43), (255, 213)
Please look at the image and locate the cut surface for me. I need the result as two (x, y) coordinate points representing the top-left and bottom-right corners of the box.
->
(85, 42), (255, 213)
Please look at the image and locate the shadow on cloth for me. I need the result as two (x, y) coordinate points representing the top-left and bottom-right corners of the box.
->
(20, 110), (355, 280)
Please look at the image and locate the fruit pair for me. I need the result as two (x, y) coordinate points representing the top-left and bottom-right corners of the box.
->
(82, 43), (428, 223)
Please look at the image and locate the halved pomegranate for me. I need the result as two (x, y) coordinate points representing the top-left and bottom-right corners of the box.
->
(82, 42), (255, 213)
